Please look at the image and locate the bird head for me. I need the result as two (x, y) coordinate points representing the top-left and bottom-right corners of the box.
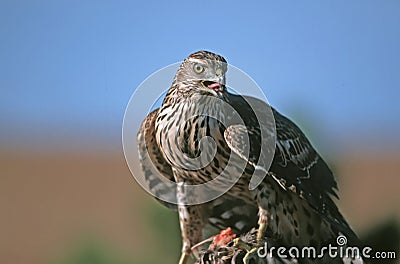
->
(173, 50), (228, 96)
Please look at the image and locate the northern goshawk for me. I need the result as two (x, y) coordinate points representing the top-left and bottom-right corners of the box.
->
(137, 51), (364, 264)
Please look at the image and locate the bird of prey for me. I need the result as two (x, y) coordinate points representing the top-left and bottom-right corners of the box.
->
(137, 51), (364, 264)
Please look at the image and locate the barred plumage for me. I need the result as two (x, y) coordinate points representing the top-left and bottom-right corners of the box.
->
(137, 50), (364, 263)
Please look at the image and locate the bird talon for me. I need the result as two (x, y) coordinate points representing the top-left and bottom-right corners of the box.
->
(232, 238), (253, 252)
(243, 247), (259, 264)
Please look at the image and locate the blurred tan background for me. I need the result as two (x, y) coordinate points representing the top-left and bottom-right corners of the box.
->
(1, 148), (181, 264)
(1, 144), (399, 264)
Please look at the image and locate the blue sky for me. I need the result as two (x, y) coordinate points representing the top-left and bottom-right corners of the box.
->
(1, 1), (399, 152)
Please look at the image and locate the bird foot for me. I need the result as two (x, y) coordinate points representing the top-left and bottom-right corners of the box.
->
(242, 247), (259, 264)
(178, 251), (190, 264)
(256, 222), (267, 244)
(232, 238), (253, 252)
(179, 242), (192, 264)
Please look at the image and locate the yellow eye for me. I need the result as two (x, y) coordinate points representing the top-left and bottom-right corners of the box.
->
(193, 63), (205, 74)
(215, 68), (222, 76)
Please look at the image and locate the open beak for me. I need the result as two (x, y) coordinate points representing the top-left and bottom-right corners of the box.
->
(201, 77), (226, 94)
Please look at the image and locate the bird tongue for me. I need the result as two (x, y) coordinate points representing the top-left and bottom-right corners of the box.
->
(208, 82), (220, 89)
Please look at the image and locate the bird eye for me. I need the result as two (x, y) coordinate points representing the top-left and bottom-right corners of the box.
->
(193, 63), (205, 74)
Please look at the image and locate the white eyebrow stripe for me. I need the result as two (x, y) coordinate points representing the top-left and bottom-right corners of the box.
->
(187, 58), (207, 64)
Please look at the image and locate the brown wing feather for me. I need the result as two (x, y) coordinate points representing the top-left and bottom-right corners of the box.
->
(226, 93), (358, 240)
(137, 109), (177, 208)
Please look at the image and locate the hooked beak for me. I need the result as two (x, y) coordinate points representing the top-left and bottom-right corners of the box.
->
(201, 76), (226, 94)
